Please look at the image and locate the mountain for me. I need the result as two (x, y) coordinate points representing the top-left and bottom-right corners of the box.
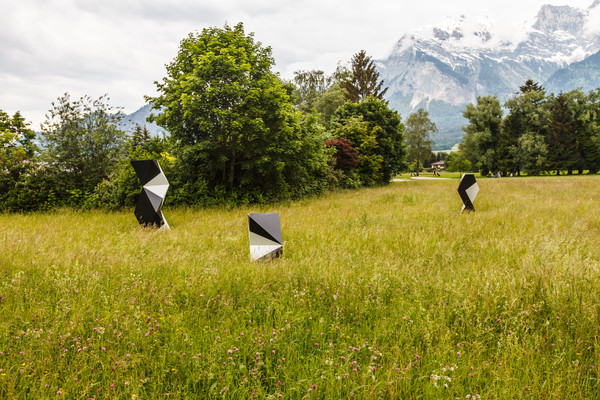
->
(378, 1), (600, 149)
(544, 50), (600, 93)
(119, 104), (167, 137)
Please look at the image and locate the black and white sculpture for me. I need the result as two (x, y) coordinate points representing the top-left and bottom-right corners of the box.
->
(131, 160), (170, 229)
(457, 173), (479, 211)
(248, 213), (283, 261)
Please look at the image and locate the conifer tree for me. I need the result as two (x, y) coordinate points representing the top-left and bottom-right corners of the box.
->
(341, 50), (388, 103)
(546, 93), (578, 175)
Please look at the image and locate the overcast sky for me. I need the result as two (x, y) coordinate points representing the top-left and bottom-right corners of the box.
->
(0, 0), (596, 128)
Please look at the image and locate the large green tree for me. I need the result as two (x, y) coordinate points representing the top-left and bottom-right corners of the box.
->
(332, 97), (405, 184)
(460, 95), (503, 175)
(405, 109), (436, 174)
(500, 81), (548, 175)
(40, 93), (126, 197)
(147, 23), (329, 200)
(341, 50), (388, 103)
(566, 89), (600, 174)
(546, 93), (578, 175)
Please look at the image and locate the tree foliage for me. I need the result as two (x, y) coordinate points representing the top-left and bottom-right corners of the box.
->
(147, 23), (330, 201)
(332, 97), (405, 184)
(40, 93), (126, 196)
(340, 50), (388, 103)
(324, 138), (359, 172)
(293, 65), (349, 129)
(460, 81), (600, 176)
(460, 95), (503, 174)
(405, 109), (436, 173)
(446, 152), (472, 173)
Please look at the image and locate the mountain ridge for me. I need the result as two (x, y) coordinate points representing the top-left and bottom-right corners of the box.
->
(378, 1), (600, 149)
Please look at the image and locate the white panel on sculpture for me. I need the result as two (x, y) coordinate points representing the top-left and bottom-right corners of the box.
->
(146, 184), (169, 199)
(248, 213), (283, 261)
(250, 244), (283, 261)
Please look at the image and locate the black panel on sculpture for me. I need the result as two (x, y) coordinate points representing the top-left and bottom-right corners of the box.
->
(249, 215), (282, 244)
(131, 159), (170, 228)
(248, 213), (283, 261)
(457, 173), (479, 211)
(131, 160), (162, 186)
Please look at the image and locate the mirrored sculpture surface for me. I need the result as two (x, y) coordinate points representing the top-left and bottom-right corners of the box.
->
(131, 159), (170, 228)
(458, 173), (479, 211)
(248, 213), (283, 261)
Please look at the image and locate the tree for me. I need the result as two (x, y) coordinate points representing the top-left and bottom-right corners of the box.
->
(131, 124), (152, 150)
(324, 138), (359, 172)
(460, 96), (503, 175)
(405, 109), (436, 174)
(0, 109), (39, 209)
(446, 152), (472, 173)
(332, 97), (405, 184)
(40, 93), (126, 197)
(330, 116), (383, 185)
(500, 81), (548, 175)
(545, 93), (578, 175)
(341, 50), (388, 103)
(513, 132), (548, 176)
(565, 89), (600, 174)
(146, 23), (330, 201)
(293, 70), (329, 113)
(293, 65), (350, 129)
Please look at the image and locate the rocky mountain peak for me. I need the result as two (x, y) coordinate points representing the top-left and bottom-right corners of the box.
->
(532, 5), (585, 33)
(377, 2), (600, 149)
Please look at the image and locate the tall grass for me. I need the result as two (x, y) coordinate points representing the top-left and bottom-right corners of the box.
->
(1, 176), (599, 399)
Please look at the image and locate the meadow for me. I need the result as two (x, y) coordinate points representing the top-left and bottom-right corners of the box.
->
(1, 175), (599, 399)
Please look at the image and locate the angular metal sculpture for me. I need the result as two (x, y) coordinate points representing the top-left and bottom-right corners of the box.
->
(458, 173), (479, 211)
(131, 159), (170, 229)
(248, 213), (283, 261)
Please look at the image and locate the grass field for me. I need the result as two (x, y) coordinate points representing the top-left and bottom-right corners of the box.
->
(1, 175), (600, 399)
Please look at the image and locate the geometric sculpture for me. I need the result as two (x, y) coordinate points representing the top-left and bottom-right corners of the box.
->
(131, 159), (170, 229)
(248, 213), (283, 261)
(457, 173), (479, 212)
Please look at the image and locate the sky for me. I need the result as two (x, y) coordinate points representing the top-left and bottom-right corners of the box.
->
(0, 0), (597, 129)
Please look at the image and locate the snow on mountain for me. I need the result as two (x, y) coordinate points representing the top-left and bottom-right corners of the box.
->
(378, 1), (600, 149)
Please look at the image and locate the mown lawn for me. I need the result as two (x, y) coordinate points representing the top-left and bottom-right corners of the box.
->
(1, 175), (599, 399)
